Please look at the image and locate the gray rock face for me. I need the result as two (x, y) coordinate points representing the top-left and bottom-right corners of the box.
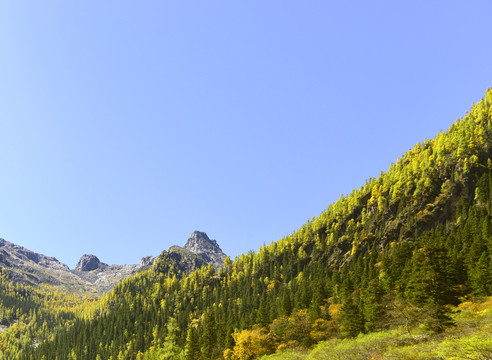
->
(75, 254), (106, 272)
(139, 256), (156, 267)
(184, 231), (227, 269)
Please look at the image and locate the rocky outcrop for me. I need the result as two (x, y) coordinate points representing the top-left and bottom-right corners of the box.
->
(140, 256), (156, 267)
(183, 231), (227, 269)
(75, 254), (107, 272)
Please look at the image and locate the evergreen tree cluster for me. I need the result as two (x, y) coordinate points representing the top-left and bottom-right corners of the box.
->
(0, 268), (96, 358)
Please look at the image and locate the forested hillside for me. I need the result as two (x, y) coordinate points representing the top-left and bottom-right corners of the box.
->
(0, 268), (97, 359)
(4, 89), (492, 359)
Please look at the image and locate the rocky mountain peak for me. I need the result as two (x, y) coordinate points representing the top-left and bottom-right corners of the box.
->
(184, 231), (226, 269)
(75, 254), (106, 272)
(184, 231), (218, 252)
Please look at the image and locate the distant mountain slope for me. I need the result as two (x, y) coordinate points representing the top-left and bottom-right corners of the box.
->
(0, 238), (95, 293)
(17, 89), (492, 360)
(0, 231), (226, 294)
(71, 253), (156, 294)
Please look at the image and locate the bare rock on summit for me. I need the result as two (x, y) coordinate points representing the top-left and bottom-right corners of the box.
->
(75, 254), (107, 272)
(183, 231), (227, 269)
(139, 256), (156, 267)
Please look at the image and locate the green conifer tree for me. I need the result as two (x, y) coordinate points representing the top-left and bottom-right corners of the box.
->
(201, 310), (217, 360)
(184, 326), (200, 360)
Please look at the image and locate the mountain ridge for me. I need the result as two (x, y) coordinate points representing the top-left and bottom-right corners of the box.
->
(0, 231), (226, 294)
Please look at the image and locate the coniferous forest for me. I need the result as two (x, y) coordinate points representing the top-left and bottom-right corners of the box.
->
(1, 89), (492, 359)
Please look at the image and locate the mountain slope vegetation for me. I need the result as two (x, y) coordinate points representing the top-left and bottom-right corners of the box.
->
(3, 88), (492, 359)
(258, 297), (492, 360)
(0, 269), (97, 359)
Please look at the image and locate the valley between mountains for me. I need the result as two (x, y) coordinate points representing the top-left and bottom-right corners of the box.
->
(1, 90), (492, 359)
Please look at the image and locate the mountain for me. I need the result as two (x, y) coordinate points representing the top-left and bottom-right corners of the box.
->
(0, 231), (226, 294)
(71, 253), (156, 294)
(0, 238), (95, 293)
(173, 230), (227, 270)
(5, 89), (492, 360)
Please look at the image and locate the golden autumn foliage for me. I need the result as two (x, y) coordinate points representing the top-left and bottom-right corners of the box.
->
(224, 327), (274, 360)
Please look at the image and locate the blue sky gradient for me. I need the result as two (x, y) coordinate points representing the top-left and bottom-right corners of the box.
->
(1, 1), (491, 268)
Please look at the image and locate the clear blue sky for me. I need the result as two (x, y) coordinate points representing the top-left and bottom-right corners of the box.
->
(1, 1), (491, 269)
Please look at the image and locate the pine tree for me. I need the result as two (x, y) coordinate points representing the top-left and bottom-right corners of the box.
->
(201, 310), (217, 360)
(404, 243), (458, 333)
(470, 252), (491, 296)
(161, 317), (181, 359)
(340, 295), (364, 338)
(184, 326), (200, 360)
(362, 278), (384, 332)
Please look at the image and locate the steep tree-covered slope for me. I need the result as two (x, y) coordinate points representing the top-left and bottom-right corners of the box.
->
(0, 269), (97, 359)
(12, 88), (492, 359)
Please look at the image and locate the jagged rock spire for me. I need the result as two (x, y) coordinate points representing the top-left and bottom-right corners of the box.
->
(184, 231), (226, 269)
